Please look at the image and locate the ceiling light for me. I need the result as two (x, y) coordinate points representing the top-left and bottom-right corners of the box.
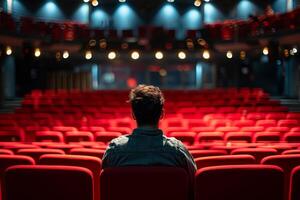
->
(263, 47), (269, 55)
(155, 51), (164, 60)
(6, 46), (12, 55)
(108, 51), (117, 60)
(131, 51), (140, 60)
(203, 50), (210, 60)
(91, 0), (98, 6)
(85, 50), (92, 60)
(34, 48), (41, 57)
(63, 51), (69, 59)
(178, 51), (186, 59)
(226, 51), (233, 59)
(194, 0), (201, 7)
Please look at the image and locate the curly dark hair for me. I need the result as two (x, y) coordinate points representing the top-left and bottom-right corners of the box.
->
(129, 84), (165, 126)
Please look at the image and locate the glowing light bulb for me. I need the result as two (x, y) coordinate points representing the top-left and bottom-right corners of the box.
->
(131, 51), (140, 60)
(226, 51), (233, 59)
(194, 0), (201, 7)
(155, 51), (164, 60)
(34, 48), (41, 57)
(263, 47), (269, 55)
(63, 51), (69, 59)
(91, 0), (98, 6)
(108, 51), (116, 60)
(203, 50), (210, 59)
(178, 51), (186, 59)
(6, 46), (12, 55)
(85, 50), (92, 60)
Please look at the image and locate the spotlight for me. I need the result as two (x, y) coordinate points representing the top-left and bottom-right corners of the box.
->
(263, 47), (269, 55)
(63, 51), (69, 59)
(204, 0), (210, 2)
(202, 50), (210, 60)
(194, 0), (201, 7)
(167, 0), (175, 2)
(34, 48), (41, 57)
(83, 0), (89, 2)
(226, 51), (233, 59)
(108, 51), (116, 60)
(85, 50), (92, 60)
(178, 51), (186, 60)
(91, 0), (98, 6)
(292, 47), (298, 54)
(155, 51), (164, 60)
(131, 51), (140, 60)
(119, 0), (126, 2)
(6, 46), (12, 55)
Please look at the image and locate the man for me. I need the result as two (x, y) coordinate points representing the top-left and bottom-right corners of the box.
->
(102, 84), (197, 182)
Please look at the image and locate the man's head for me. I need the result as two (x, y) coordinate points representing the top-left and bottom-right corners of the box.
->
(129, 85), (165, 127)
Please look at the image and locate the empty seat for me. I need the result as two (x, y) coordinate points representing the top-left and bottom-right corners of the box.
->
(168, 132), (196, 146)
(256, 120), (277, 129)
(253, 132), (281, 143)
(283, 132), (300, 143)
(44, 143), (83, 153)
(225, 132), (252, 143)
(17, 148), (65, 162)
(195, 165), (284, 200)
(262, 155), (300, 200)
(240, 126), (264, 133)
(0, 149), (13, 155)
(266, 127), (290, 134)
(65, 131), (94, 143)
(100, 167), (189, 200)
(232, 120), (255, 127)
(0, 155), (35, 200)
(94, 131), (122, 144)
(4, 165), (93, 200)
(196, 132), (224, 143)
(52, 126), (77, 134)
(291, 166), (300, 200)
(282, 149), (300, 155)
(70, 148), (105, 160)
(39, 154), (101, 200)
(35, 131), (64, 142)
(190, 150), (227, 159)
(278, 119), (298, 128)
(195, 155), (256, 169)
(106, 127), (131, 134)
(231, 148), (278, 163)
(215, 127), (240, 134)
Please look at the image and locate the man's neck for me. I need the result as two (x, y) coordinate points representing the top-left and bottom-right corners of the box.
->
(137, 124), (159, 129)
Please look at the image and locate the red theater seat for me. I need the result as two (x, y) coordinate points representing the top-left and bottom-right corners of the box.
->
(17, 149), (65, 162)
(282, 149), (300, 155)
(195, 155), (256, 169)
(253, 132), (281, 143)
(4, 165), (93, 200)
(283, 132), (300, 143)
(240, 126), (264, 133)
(196, 132), (224, 143)
(39, 154), (101, 200)
(256, 120), (277, 129)
(231, 148), (278, 163)
(262, 155), (300, 200)
(0, 155), (35, 200)
(232, 120), (255, 127)
(189, 150), (227, 159)
(100, 167), (189, 200)
(64, 131), (94, 143)
(278, 119), (298, 128)
(35, 131), (64, 142)
(70, 148), (105, 160)
(168, 132), (196, 146)
(291, 166), (300, 200)
(52, 126), (77, 134)
(195, 165), (284, 200)
(94, 131), (122, 144)
(225, 132), (252, 143)
(106, 127), (131, 134)
(0, 149), (13, 155)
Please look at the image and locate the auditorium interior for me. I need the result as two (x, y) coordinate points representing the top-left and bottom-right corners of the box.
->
(0, 0), (300, 200)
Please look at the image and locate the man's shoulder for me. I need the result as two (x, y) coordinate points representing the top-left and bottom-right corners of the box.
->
(109, 135), (130, 147)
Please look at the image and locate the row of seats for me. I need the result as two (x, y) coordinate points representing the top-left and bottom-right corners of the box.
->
(2, 154), (300, 200)
(204, 7), (300, 41)
(3, 143), (300, 162)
